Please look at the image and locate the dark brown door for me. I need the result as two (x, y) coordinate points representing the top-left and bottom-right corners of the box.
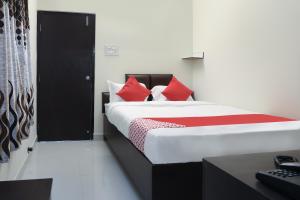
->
(37, 11), (95, 141)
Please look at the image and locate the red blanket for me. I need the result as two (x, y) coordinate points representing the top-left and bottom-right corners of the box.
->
(146, 114), (294, 127)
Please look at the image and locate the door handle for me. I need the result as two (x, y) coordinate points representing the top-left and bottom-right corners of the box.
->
(85, 76), (91, 81)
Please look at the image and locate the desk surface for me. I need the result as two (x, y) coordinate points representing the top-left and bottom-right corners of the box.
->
(0, 178), (53, 200)
(204, 150), (300, 200)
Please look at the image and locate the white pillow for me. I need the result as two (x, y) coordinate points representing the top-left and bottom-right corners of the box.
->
(107, 80), (125, 103)
(107, 80), (149, 103)
(151, 85), (194, 101)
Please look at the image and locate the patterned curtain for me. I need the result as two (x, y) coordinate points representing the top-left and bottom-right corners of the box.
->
(0, 0), (34, 163)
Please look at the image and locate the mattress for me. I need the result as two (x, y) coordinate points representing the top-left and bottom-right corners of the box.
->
(105, 101), (300, 164)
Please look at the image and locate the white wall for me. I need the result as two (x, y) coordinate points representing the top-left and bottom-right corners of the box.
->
(193, 0), (300, 119)
(0, 0), (37, 180)
(37, 0), (194, 135)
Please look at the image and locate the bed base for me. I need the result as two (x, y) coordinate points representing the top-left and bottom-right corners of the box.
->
(103, 115), (203, 200)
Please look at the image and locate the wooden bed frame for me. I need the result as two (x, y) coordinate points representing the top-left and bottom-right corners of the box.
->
(102, 74), (202, 200)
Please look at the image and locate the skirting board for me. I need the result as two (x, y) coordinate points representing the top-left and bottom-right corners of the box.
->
(93, 134), (104, 140)
(0, 132), (37, 181)
(94, 132), (103, 140)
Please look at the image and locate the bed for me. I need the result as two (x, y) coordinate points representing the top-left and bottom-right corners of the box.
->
(102, 74), (300, 200)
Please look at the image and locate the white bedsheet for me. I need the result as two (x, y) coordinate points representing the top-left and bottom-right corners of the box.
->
(106, 101), (300, 164)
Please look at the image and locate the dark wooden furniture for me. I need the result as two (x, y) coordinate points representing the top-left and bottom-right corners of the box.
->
(203, 150), (300, 200)
(37, 11), (95, 141)
(0, 178), (53, 200)
(103, 74), (202, 200)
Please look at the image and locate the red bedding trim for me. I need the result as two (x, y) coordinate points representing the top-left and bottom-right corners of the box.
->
(146, 114), (295, 127)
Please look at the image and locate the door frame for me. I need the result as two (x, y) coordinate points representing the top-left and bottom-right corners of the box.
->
(37, 10), (96, 141)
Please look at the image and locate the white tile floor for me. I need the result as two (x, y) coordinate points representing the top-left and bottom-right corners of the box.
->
(19, 140), (141, 200)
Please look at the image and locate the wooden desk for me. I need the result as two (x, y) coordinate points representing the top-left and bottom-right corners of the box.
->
(0, 178), (53, 200)
(203, 151), (300, 200)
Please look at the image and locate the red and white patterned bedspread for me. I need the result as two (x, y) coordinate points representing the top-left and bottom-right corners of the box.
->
(128, 114), (294, 153)
(129, 119), (185, 152)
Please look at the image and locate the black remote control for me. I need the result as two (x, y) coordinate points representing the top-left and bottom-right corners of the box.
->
(256, 169), (300, 199)
(274, 155), (299, 168)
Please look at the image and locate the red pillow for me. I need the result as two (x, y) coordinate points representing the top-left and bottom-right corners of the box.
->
(117, 76), (151, 101)
(162, 76), (193, 101)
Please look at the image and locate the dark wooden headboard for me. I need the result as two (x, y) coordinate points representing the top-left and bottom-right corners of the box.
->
(125, 74), (173, 88)
(102, 74), (194, 113)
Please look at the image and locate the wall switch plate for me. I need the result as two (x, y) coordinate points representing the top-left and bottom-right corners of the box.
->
(104, 45), (119, 56)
